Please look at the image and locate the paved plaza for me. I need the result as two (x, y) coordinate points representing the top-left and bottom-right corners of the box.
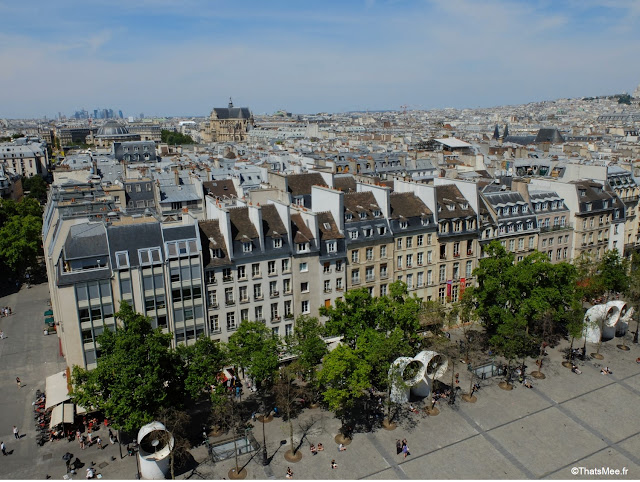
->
(0, 282), (639, 480)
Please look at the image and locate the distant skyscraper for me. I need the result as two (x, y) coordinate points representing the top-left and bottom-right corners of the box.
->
(118, 110), (123, 119)
(94, 109), (98, 119)
(140, 113), (144, 120)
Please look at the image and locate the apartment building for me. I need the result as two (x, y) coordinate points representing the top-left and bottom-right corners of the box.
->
(607, 166), (640, 255)
(388, 192), (437, 300)
(480, 189), (539, 262)
(529, 191), (573, 262)
(0, 138), (49, 177)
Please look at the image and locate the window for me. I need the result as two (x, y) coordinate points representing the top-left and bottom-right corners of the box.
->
(336, 278), (343, 290)
(380, 245), (387, 258)
(366, 266), (374, 282)
(252, 263), (261, 277)
(380, 284), (387, 296)
(225, 287), (234, 305)
(366, 247), (373, 260)
(508, 239), (515, 251)
(301, 300), (310, 314)
(439, 265), (446, 283)
(242, 242), (252, 253)
(269, 281), (278, 296)
(406, 254), (413, 268)
(548, 237), (554, 246)
(453, 242), (460, 257)
(285, 324), (293, 336)
(326, 241), (337, 253)
(301, 282), (309, 293)
(324, 280), (331, 292)
(397, 256), (402, 269)
(351, 250), (359, 263)
(237, 265), (246, 279)
(268, 261), (276, 275)
(336, 260), (343, 272)
(255, 305), (263, 321)
(283, 279), (291, 293)
(427, 234), (432, 244)
(239, 286), (248, 302)
(352, 269), (360, 284)
(254, 284), (263, 300)
(226, 312), (236, 331)
(518, 238), (524, 250)
(363, 228), (372, 237)
(209, 314), (219, 332)
(349, 231), (359, 240)
(273, 238), (282, 249)
(453, 263), (459, 280)
(297, 242), (309, 252)
(299, 262), (308, 272)
(417, 252), (423, 265)
(377, 226), (387, 235)
(466, 261), (473, 278)
(282, 259), (291, 272)
(115, 251), (129, 269)
(427, 251), (432, 263)
(397, 238), (402, 249)
(271, 303), (279, 320)
(399, 221), (408, 229)
(406, 274), (413, 288)
(417, 272), (424, 287)
(359, 212), (366, 219)
(284, 300), (292, 317)
(438, 287), (446, 303)
(417, 235), (424, 246)
(427, 270), (433, 285)
(139, 247), (162, 266)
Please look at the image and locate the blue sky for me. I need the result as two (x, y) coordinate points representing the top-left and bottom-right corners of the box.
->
(1, 0), (639, 118)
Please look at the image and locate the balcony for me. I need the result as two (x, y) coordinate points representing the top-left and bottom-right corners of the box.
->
(336, 266), (344, 272)
(284, 313), (294, 320)
(406, 264), (413, 269)
(539, 223), (573, 233)
(352, 278), (361, 285)
(254, 294), (264, 301)
(323, 268), (332, 274)
(223, 275), (234, 283)
(380, 272), (388, 279)
(267, 270), (277, 277)
(227, 324), (238, 332)
(440, 255), (447, 260)
(467, 250), (473, 256)
(270, 291), (279, 298)
(271, 316), (281, 323)
(239, 297), (249, 304)
(324, 288), (332, 293)
(209, 302), (219, 308)
(366, 275), (375, 282)
(453, 253), (460, 258)
(225, 299), (235, 306)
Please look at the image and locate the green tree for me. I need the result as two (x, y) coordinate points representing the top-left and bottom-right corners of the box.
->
(21, 175), (48, 202)
(626, 252), (640, 344)
(0, 212), (42, 277)
(274, 364), (306, 459)
(227, 320), (281, 389)
(318, 344), (371, 438)
(287, 315), (327, 381)
(161, 130), (194, 145)
(177, 336), (227, 401)
(490, 317), (534, 388)
(70, 301), (183, 432)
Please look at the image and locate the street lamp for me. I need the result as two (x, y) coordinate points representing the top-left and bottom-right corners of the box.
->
(261, 402), (268, 466)
(132, 439), (141, 480)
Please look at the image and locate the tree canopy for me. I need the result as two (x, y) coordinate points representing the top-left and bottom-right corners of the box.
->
(70, 301), (183, 432)
(286, 315), (327, 380)
(161, 130), (195, 145)
(0, 198), (43, 279)
(227, 320), (281, 388)
(21, 175), (48, 202)
(473, 241), (580, 339)
(177, 336), (228, 402)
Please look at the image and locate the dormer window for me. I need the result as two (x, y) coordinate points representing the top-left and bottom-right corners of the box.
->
(297, 242), (309, 253)
(586, 202), (592, 212)
(373, 210), (381, 217)
(580, 190), (586, 197)
(551, 201), (558, 209)
(399, 221), (408, 229)
(346, 213), (353, 221)
(211, 248), (223, 258)
(447, 204), (455, 211)
(359, 212), (367, 219)
(323, 223), (331, 230)
(363, 228), (372, 237)
(461, 203), (468, 209)
(522, 205), (528, 213)
(603, 200), (608, 209)
(326, 241), (336, 253)
(542, 202), (548, 210)
(421, 218), (429, 226)
(242, 242), (252, 253)
(273, 239), (282, 249)
(377, 226), (387, 235)
(349, 230), (358, 239)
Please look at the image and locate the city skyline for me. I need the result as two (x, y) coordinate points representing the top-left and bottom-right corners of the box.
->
(1, 0), (639, 118)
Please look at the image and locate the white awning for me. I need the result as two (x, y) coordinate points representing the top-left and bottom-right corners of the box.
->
(45, 371), (70, 409)
(50, 403), (74, 427)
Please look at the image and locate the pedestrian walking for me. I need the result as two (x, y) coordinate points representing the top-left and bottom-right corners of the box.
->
(396, 439), (402, 455)
(331, 459), (337, 469)
(402, 441), (410, 459)
(16, 377), (21, 389)
(108, 428), (116, 444)
(1, 441), (6, 455)
(13, 426), (19, 439)
(87, 430), (92, 445)
(286, 467), (293, 479)
(96, 436), (103, 449)
(80, 435), (86, 450)
(0, 330), (4, 339)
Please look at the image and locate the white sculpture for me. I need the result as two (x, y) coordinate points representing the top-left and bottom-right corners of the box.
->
(583, 300), (633, 344)
(389, 351), (448, 404)
(137, 421), (175, 480)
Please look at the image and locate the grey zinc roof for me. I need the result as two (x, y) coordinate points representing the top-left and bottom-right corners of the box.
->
(159, 184), (200, 203)
(162, 224), (198, 242)
(106, 221), (163, 268)
(64, 223), (108, 260)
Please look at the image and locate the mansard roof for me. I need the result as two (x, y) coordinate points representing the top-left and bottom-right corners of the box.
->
(203, 179), (237, 199)
(290, 213), (314, 243)
(317, 212), (344, 240)
(287, 173), (327, 196)
(199, 220), (231, 267)
(389, 192), (432, 219)
(261, 204), (287, 238)
(435, 184), (477, 219)
(228, 207), (259, 241)
(343, 191), (380, 221)
(334, 175), (357, 193)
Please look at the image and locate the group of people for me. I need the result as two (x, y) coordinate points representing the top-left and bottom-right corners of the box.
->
(309, 443), (324, 455)
(396, 438), (410, 458)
